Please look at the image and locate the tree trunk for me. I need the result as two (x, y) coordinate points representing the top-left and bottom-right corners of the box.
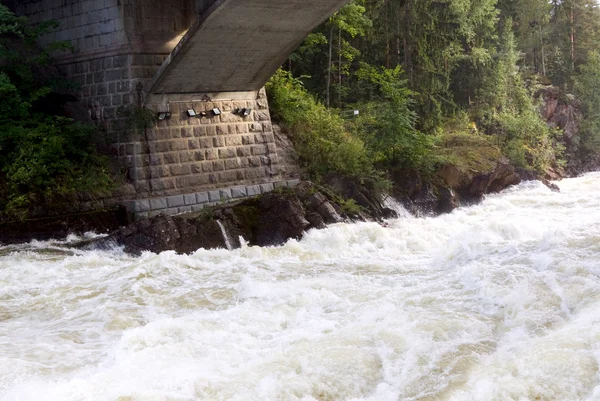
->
(327, 25), (333, 108)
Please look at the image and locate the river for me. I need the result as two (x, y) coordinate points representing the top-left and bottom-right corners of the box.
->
(1, 173), (600, 401)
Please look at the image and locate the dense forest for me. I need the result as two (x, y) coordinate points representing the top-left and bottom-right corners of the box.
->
(267, 0), (600, 189)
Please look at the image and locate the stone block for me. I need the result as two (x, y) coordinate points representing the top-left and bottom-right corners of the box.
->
(213, 137), (225, 147)
(135, 212), (149, 221)
(106, 69), (121, 81)
(150, 197), (168, 210)
(287, 179), (301, 188)
(219, 148), (236, 159)
(205, 149), (219, 160)
(225, 135), (242, 146)
(248, 156), (261, 167)
(179, 152), (193, 163)
(219, 189), (232, 200)
(216, 125), (228, 135)
(231, 187), (247, 198)
(249, 123), (263, 132)
(170, 164), (191, 176)
(194, 126), (207, 137)
(213, 160), (225, 171)
(188, 139), (200, 149)
(201, 161), (214, 172)
(242, 135), (254, 145)
(199, 137), (212, 148)
(246, 185), (262, 196)
(191, 204), (205, 212)
(170, 128), (182, 138)
(151, 179), (176, 191)
(132, 199), (150, 212)
(193, 151), (205, 161)
(167, 194), (185, 208)
(163, 152), (179, 164)
(178, 206), (192, 214)
(196, 192), (210, 204)
(260, 183), (275, 193)
(191, 163), (202, 174)
(237, 147), (251, 157)
(225, 159), (241, 170)
(208, 190), (221, 202)
(184, 193), (197, 206)
(251, 145), (267, 156)
(274, 181), (287, 189)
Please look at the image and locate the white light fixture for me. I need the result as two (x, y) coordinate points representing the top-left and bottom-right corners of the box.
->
(212, 108), (222, 116)
(242, 108), (252, 117)
(186, 109), (197, 117)
(157, 111), (172, 121)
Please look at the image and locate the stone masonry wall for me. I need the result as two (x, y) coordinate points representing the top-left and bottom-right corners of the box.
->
(131, 90), (283, 199)
(10, 0), (295, 221)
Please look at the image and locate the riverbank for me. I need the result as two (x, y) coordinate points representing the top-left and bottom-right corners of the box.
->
(0, 156), (569, 252)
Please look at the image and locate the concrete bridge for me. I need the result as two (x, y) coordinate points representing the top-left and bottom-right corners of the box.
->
(9, 0), (350, 220)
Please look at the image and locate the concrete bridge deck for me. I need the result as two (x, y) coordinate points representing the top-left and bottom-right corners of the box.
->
(151, 0), (351, 94)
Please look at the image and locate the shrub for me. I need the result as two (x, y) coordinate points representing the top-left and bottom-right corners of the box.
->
(266, 69), (376, 181)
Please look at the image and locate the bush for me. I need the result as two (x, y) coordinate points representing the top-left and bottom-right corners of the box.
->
(575, 51), (600, 156)
(266, 69), (376, 181)
(0, 4), (112, 218)
(350, 65), (434, 171)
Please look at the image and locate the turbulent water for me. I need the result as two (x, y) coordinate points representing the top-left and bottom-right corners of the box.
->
(1, 174), (600, 401)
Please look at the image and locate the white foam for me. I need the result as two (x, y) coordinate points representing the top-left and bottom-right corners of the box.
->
(1, 173), (600, 401)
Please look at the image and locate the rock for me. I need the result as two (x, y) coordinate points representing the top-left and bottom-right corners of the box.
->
(410, 183), (438, 215)
(391, 168), (423, 199)
(541, 179), (560, 192)
(515, 167), (537, 181)
(323, 173), (386, 218)
(381, 208), (398, 219)
(255, 194), (310, 246)
(87, 214), (228, 255)
(436, 187), (458, 214)
(315, 201), (343, 224)
(437, 164), (466, 189)
(306, 211), (325, 229)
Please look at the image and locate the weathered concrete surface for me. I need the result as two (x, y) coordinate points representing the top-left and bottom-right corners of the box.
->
(150, 0), (352, 93)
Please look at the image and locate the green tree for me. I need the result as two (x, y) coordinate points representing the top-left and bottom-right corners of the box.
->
(574, 51), (600, 155)
(0, 4), (111, 218)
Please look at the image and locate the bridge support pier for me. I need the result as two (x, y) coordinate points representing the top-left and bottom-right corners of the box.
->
(118, 89), (288, 220)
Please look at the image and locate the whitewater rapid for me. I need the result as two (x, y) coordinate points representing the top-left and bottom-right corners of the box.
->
(1, 174), (600, 401)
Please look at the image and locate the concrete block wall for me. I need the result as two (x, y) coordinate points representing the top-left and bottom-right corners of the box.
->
(126, 179), (300, 221)
(11, 0), (194, 56)
(10, 0), (296, 220)
(126, 89), (283, 199)
(13, 0), (129, 54)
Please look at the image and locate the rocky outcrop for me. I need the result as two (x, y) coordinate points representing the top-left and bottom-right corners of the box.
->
(537, 85), (600, 176)
(86, 181), (389, 254)
(393, 158), (521, 216)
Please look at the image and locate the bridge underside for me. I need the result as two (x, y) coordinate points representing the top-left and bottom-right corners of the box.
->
(150, 0), (351, 94)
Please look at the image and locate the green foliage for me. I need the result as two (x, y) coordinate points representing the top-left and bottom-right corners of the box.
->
(0, 117), (111, 212)
(0, 4), (111, 218)
(350, 65), (433, 170)
(474, 20), (562, 172)
(339, 198), (362, 215)
(266, 69), (376, 181)
(574, 51), (600, 155)
(287, 0), (600, 176)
